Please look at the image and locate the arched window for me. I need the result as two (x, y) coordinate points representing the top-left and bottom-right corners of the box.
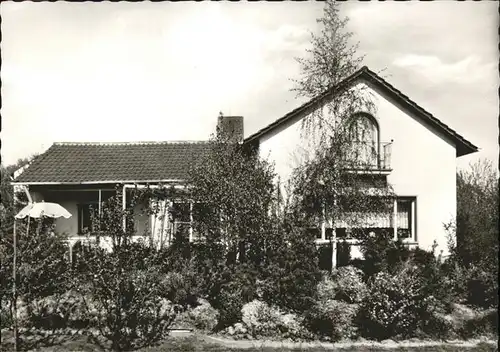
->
(347, 113), (380, 168)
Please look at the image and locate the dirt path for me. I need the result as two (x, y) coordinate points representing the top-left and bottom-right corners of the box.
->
(200, 334), (497, 350)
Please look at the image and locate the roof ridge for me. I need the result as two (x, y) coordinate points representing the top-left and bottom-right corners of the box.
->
(244, 66), (478, 156)
(54, 140), (209, 146)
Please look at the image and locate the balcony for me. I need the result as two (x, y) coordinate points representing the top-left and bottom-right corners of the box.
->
(343, 141), (392, 173)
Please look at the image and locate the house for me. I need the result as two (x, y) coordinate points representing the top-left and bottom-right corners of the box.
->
(12, 66), (478, 266)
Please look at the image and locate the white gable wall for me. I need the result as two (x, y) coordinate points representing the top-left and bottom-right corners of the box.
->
(258, 82), (457, 256)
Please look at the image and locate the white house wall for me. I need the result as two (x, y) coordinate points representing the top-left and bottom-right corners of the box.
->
(258, 82), (457, 256)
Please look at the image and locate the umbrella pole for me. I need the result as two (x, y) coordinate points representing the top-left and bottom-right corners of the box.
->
(13, 220), (18, 352)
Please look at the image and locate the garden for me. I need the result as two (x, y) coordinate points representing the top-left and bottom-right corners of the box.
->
(0, 132), (498, 351)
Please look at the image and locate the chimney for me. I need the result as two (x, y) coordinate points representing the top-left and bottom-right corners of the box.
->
(216, 114), (244, 143)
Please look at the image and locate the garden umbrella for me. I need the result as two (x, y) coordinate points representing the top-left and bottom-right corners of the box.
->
(15, 201), (72, 220)
(12, 201), (72, 351)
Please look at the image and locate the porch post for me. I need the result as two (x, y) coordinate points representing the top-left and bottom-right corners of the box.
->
(321, 206), (326, 241)
(98, 189), (102, 217)
(393, 198), (398, 240)
(411, 200), (416, 241)
(331, 228), (337, 270)
(69, 240), (73, 264)
(122, 185), (127, 231)
(189, 201), (194, 242)
(98, 189), (102, 244)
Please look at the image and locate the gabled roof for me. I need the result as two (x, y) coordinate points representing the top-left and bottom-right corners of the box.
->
(14, 141), (209, 184)
(244, 66), (478, 157)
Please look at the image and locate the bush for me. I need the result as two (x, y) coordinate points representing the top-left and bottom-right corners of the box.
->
(1, 301), (12, 329)
(358, 231), (411, 279)
(26, 290), (87, 330)
(241, 300), (282, 337)
(318, 266), (367, 304)
(205, 263), (258, 330)
(305, 300), (358, 341)
(187, 299), (219, 332)
(358, 263), (449, 340)
(462, 308), (498, 338)
(238, 300), (307, 339)
(74, 241), (193, 351)
(260, 226), (322, 313)
(465, 266), (498, 309)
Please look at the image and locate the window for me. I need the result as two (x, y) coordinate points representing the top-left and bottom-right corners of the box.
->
(78, 202), (99, 234)
(170, 201), (207, 242)
(347, 114), (380, 168)
(191, 202), (206, 241)
(307, 228), (322, 240)
(171, 201), (191, 238)
(395, 197), (416, 240)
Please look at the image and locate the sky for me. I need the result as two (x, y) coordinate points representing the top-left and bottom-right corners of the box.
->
(1, 1), (498, 170)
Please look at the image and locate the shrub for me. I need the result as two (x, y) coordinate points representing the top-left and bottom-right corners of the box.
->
(26, 290), (87, 330)
(204, 263), (258, 330)
(462, 308), (498, 338)
(1, 301), (12, 329)
(238, 300), (307, 339)
(305, 300), (359, 341)
(187, 299), (219, 332)
(74, 242), (193, 351)
(279, 312), (307, 340)
(260, 226), (322, 313)
(358, 263), (449, 340)
(318, 266), (367, 304)
(241, 300), (282, 337)
(358, 231), (411, 279)
(465, 265), (498, 309)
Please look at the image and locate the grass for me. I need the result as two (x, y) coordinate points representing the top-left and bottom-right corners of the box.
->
(1, 333), (497, 352)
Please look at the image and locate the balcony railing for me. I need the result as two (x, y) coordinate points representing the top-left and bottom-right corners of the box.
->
(343, 141), (392, 171)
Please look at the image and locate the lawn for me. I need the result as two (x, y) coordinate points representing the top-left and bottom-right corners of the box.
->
(1, 332), (497, 352)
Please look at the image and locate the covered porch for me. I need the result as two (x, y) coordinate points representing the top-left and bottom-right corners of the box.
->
(27, 183), (198, 256)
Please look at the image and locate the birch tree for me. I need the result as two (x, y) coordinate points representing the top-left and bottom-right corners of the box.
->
(291, 0), (394, 268)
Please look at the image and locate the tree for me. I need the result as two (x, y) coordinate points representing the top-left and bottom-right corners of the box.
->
(186, 131), (278, 325)
(291, 1), (394, 269)
(455, 159), (498, 268)
(188, 131), (276, 265)
(445, 159), (498, 308)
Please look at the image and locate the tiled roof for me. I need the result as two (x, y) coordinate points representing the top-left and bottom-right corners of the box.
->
(245, 66), (478, 157)
(14, 141), (210, 184)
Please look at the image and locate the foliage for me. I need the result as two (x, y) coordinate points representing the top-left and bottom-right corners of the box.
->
(0, 156), (36, 236)
(72, 195), (196, 351)
(188, 133), (276, 266)
(461, 308), (498, 339)
(356, 230), (411, 279)
(455, 160), (498, 268)
(445, 159), (499, 309)
(305, 300), (359, 341)
(238, 300), (307, 340)
(186, 299), (219, 332)
(241, 300), (282, 338)
(208, 263), (258, 330)
(186, 132), (280, 327)
(358, 263), (450, 340)
(258, 220), (322, 313)
(318, 266), (367, 304)
(294, 1), (363, 100)
(293, 0), (369, 145)
(25, 290), (87, 330)
(0, 217), (71, 336)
